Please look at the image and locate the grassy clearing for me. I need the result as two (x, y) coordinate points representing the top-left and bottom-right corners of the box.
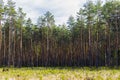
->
(0, 67), (120, 80)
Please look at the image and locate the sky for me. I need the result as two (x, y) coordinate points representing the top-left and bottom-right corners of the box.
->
(4, 0), (105, 25)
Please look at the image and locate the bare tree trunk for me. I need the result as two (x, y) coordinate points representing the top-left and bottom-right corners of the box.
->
(12, 24), (16, 67)
(0, 19), (2, 53)
(105, 22), (111, 66)
(20, 25), (22, 67)
(88, 24), (92, 66)
(30, 38), (34, 67)
(115, 15), (119, 66)
(96, 14), (98, 67)
(3, 28), (6, 66)
(46, 28), (49, 66)
(8, 17), (12, 67)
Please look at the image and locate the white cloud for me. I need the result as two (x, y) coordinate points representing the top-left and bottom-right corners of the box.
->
(3, 0), (105, 25)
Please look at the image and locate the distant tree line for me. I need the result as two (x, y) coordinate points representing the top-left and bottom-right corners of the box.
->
(0, 0), (120, 67)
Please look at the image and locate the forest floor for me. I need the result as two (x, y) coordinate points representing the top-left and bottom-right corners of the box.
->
(0, 67), (120, 80)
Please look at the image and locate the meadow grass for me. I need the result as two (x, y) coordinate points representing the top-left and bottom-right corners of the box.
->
(0, 67), (120, 80)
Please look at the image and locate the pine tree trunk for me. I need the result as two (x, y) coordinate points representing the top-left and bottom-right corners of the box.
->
(8, 18), (12, 67)
(0, 19), (2, 53)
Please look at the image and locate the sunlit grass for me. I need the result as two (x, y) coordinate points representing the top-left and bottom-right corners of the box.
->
(0, 67), (120, 80)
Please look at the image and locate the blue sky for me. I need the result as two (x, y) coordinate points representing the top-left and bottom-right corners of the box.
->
(4, 0), (105, 25)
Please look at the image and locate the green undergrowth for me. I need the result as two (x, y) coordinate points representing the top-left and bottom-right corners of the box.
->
(0, 67), (120, 80)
